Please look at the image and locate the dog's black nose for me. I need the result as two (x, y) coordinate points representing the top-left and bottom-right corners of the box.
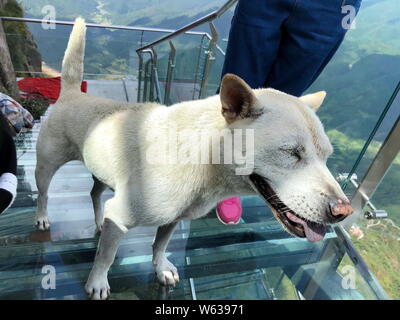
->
(328, 199), (353, 222)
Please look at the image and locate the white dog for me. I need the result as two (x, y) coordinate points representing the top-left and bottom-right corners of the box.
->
(35, 18), (353, 300)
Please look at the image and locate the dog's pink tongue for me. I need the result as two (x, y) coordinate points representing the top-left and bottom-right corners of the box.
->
(286, 212), (326, 242)
(304, 221), (326, 242)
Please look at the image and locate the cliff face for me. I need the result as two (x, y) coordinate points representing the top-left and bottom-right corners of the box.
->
(4, 22), (42, 75)
(0, 0), (42, 97)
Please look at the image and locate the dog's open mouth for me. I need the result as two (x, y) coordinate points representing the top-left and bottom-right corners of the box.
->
(249, 174), (326, 242)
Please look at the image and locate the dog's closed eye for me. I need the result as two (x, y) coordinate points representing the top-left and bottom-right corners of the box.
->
(279, 146), (305, 162)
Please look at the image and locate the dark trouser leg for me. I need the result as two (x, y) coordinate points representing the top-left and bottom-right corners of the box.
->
(220, 0), (291, 89)
(217, 0), (292, 215)
(265, 0), (362, 96)
(0, 123), (17, 214)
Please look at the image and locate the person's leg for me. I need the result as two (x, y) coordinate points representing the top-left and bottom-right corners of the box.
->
(0, 115), (17, 176)
(220, 0), (290, 89)
(217, 0), (292, 224)
(0, 124), (17, 214)
(265, 0), (363, 96)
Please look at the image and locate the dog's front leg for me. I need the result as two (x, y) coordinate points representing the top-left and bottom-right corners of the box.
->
(153, 221), (180, 286)
(85, 216), (128, 300)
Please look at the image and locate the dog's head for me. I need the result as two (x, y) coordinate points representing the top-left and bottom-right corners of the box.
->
(220, 74), (353, 242)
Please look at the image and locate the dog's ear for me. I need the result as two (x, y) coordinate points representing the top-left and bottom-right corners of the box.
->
(300, 91), (327, 111)
(220, 74), (261, 124)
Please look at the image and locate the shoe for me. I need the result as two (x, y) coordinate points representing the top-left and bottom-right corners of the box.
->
(216, 196), (242, 225)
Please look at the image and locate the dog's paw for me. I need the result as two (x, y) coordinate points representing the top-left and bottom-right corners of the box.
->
(85, 274), (110, 300)
(154, 258), (180, 287)
(35, 216), (50, 231)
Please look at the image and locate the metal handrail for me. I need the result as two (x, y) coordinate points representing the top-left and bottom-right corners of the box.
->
(0, 16), (227, 55)
(135, 0), (237, 104)
(1, 15), (226, 103)
(136, 0), (237, 54)
(0, 16), (208, 36)
(2, 7), (234, 103)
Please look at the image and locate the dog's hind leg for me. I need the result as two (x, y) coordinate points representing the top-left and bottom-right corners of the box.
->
(35, 160), (61, 230)
(152, 222), (180, 286)
(90, 175), (107, 233)
(35, 136), (73, 230)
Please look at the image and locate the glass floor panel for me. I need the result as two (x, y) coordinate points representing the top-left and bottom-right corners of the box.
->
(0, 122), (388, 300)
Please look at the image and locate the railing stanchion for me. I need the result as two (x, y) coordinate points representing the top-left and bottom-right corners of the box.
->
(164, 41), (176, 106)
(149, 47), (162, 103)
(140, 48), (163, 103)
(143, 58), (151, 102)
(192, 35), (206, 100)
(199, 22), (218, 99)
(137, 52), (144, 102)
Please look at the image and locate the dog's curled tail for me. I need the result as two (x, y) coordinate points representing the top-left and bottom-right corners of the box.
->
(61, 17), (86, 95)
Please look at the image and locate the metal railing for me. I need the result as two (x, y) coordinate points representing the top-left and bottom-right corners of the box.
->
(0, 11), (237, 105)
(0, 16), (210, 36)
(1, 16), (228, 57)
(337, 173), (388, 220)
(0, 15), (225, 86)
(136, 0), (237, 54)
(135, 0), (237, 103)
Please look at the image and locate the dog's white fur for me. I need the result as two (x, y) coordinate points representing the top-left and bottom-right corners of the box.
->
(35, 18), (350, 299)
